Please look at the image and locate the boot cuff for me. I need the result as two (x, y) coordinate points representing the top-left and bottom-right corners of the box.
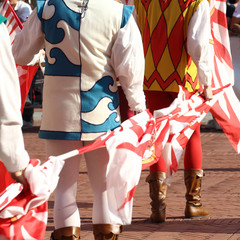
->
(93, 224), (123, 235)
(146, 172), (167, 183)
(51, 226), (80, 239)
(184, 169), (204, 178)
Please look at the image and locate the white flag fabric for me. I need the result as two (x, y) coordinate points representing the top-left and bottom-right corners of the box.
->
(0, 158), (65, 240)
(0, 158), (64, 219)
(209, 0), (240, 153)
(155, 86), (225, 182)
(104, 110), (169, 224)
(43, 110), (169, 225)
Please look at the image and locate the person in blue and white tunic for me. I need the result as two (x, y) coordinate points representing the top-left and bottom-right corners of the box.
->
(12, 0), (146, 239)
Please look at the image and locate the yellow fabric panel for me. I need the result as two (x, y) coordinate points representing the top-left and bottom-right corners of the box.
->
(165, 80), (180, 92)
(184, 61), (199, 92)
(185, 80), (197, 92)
(144, 79), (181, 92)
(144, 79), (163, 91)
(148, 0), (162, 36)
(176, 47), (188, 82)
(134, 0), (146, 37)
(157, 47), (175, 81)
(184, 81), (193, 92)
(164, 0), (182, 37)
(145, 47), (155, 80)
(187, 60), (198, 80)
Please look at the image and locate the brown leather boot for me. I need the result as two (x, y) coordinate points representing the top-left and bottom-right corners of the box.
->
(146, 172), (168, 223)
(184, 169), (210, 218)
(92, 224), (123, 240)
(50, 226), (81, 240)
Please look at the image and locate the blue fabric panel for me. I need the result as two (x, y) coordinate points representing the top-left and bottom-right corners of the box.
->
(37, 0), (81, 76)
(39, 130), (82, 140)
(81, 75), (120, 132)
(0, 15), (7, 24)
(121, 5), (134, 28)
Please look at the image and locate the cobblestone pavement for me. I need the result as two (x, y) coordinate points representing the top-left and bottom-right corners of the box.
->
(22, 114), (240, 240)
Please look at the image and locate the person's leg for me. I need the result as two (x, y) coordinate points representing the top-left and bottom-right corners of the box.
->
(84, 143), (122, 239)
(183, 125), (210, 218)
(184, 125), (202, 170)
(46, 140), (81, 240)
(144, 91), (177, 223)
(145, 91), (177, 173)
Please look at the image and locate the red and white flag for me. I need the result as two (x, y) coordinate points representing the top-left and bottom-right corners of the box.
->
(1, 0), (240, 237)
(104, 0), (240, 215)
(0, 158), (65, 240)
(0, 110), (170, 234)
(209, 0), (240, 153)
(104, 110), (169, 224)
(0, 0), (38, 113)
(156, 86), (228, 181)
(50, 110), (169, 224)
(0, 0), (22, 44)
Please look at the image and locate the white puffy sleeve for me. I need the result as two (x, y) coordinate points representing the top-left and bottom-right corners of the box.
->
(111, 15), (146, 112)
(187, 0), (213, 87)
(0, 23), (30, 172)
(12, 8), (44, 65)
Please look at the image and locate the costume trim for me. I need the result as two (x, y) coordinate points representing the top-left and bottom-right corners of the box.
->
(36, 0), (44, 20)
(37, 0), (82, 76)
(121, 5), (134, 28)
(39, 130), (82, 140)
(0, 15), (7, 24)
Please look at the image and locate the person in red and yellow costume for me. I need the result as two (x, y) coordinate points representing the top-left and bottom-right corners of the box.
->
(133, 0), (213, 222)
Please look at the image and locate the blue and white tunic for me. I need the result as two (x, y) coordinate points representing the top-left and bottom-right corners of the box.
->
(12, 0), (146, 141)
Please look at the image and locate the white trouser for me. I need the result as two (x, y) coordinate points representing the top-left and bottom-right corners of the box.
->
(45, 139), (116, 229)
